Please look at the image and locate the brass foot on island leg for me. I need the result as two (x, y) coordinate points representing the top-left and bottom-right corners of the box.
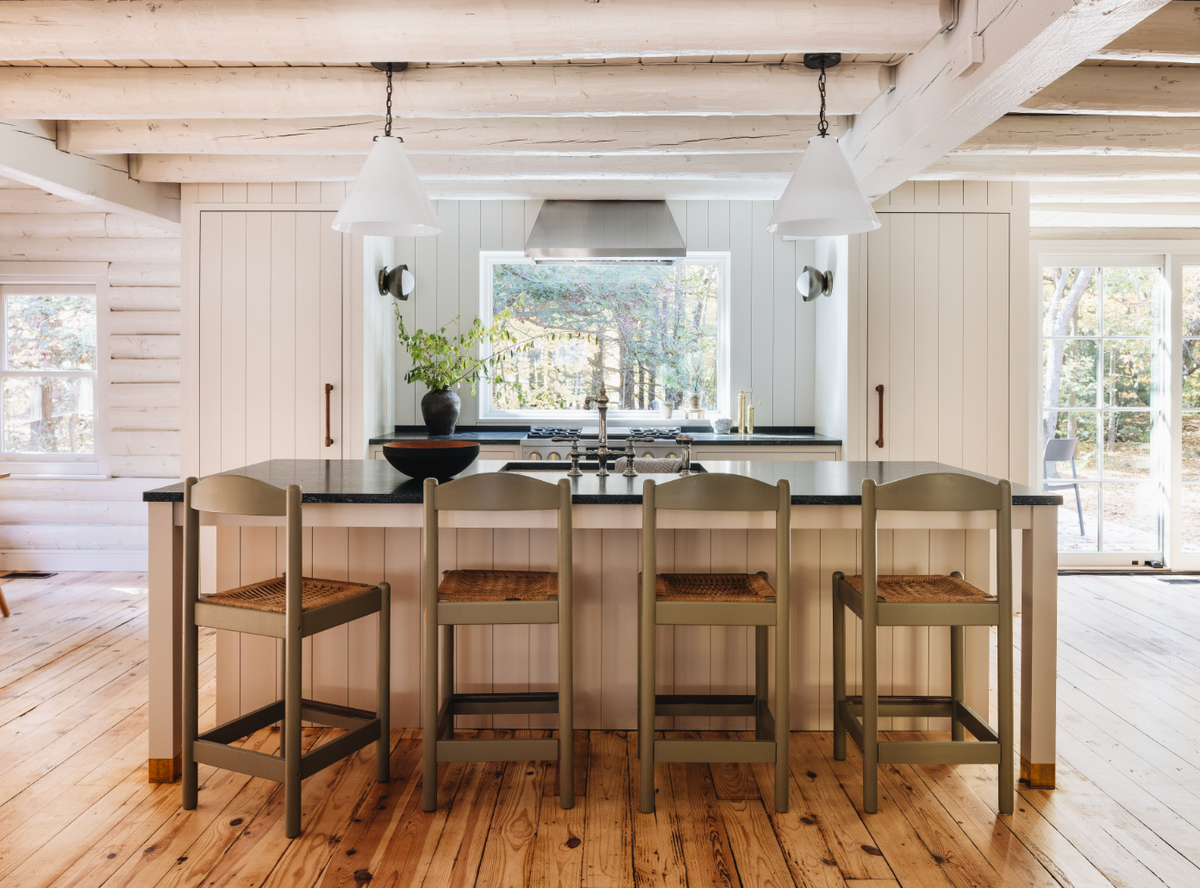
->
(149, 754), (181, 784)
(1019, 756), (1055, 789)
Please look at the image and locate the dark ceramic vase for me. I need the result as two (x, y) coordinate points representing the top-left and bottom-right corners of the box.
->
(421, 388), (461, 436)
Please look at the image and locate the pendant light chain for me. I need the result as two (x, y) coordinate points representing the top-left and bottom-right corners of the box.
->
(384, 62), (393, 138)
(817, 60), (829, 138)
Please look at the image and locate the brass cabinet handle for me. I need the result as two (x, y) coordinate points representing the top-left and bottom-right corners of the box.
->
(324, 383), (334, 447)
(875, 384), (884, 449)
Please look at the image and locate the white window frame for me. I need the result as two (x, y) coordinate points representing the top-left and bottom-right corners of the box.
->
(0, 264), (108, 476)
(476, 251), (731, 423)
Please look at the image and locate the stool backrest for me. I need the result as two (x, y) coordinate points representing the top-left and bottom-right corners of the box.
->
(422, 473), (573, 604)
(183, 475), (303, 623)
(861, 472), (1012, 621)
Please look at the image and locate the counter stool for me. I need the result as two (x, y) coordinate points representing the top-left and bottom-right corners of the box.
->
(182, 475), (390, 838)
(833, 472), (1013, 815)
(639, 473), (791, 813)
(422, 473), (573, 811)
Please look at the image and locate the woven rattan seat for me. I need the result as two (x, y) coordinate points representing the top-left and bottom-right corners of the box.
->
(438, 569), (558, 602)
(655, 572), (775, 602)
(843, 574), (992, 604)
(203, 576), (375, 613)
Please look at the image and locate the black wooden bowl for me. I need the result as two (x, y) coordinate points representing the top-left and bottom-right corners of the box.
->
(381, 440), (480, 481)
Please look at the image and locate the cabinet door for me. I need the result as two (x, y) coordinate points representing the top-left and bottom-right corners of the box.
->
(198, 210), (344, 474)
(865, 212), (1009, 477)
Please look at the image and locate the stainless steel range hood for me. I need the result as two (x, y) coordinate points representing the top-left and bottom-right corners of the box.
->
(524, 200), (686, 263)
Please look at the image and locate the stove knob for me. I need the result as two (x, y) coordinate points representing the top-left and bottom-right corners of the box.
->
(529, 452), (542, 460)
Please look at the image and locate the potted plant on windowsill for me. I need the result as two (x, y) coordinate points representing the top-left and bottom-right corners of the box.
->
(397, 311), (543, 435)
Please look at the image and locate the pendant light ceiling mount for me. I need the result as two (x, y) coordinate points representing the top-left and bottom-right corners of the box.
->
(766, 52), (880, 239)
(331, 61), (442, 237)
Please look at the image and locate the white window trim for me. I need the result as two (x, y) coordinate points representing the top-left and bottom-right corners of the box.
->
(0, 264), (108, 477)
(475, 251), (731, 423)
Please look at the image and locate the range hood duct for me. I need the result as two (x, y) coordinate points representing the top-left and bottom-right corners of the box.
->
(524, 200), (686, 263)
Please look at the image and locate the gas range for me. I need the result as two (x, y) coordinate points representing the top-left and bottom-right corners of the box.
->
(521, 427), (686, 460)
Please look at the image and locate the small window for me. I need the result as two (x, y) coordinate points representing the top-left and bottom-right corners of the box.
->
(479, 252), (729, 420)
(0, 285), (97, 473)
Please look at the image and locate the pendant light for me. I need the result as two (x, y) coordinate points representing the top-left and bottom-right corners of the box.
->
(767, 54), (880, 238)
(332, 62), (442, 237)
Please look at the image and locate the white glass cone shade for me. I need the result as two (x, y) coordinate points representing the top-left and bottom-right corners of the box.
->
(767, 135), (881, 238)
(331, 136), (442, 236)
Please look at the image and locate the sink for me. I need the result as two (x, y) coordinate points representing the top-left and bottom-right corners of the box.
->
(500, 460), (707, 475)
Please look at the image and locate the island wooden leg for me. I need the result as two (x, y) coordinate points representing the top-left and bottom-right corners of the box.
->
(1020, 505), (1057, 788)
(148, 501), (184, 783)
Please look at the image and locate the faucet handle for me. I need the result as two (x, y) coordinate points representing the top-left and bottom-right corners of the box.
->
(675, 434), (695, 476)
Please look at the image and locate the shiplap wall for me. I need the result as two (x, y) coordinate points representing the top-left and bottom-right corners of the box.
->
(391, 200), (819, 429)
(0, 177), (180, 569)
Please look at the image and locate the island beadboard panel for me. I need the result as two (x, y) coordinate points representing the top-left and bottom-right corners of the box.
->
(210, 523), (993, 735)
(0, 175), (180, 570)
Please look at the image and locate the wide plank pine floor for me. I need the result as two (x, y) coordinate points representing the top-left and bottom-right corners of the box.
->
(2, 571), (1200, 887)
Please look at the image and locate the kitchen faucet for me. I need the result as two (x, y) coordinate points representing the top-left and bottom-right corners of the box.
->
(582, 382), (621, 475)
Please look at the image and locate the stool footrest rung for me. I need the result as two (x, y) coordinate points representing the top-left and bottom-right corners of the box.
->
(449, 691), (560, 715)
(655, 693), (757, 717)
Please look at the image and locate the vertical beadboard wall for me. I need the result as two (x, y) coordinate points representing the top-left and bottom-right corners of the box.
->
(390, 200), (820, 430)
(0, 177), (181, 570)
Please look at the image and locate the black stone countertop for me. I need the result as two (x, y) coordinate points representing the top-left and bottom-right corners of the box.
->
(145, 459), (1060, 506)
(369, 426), (843, 447)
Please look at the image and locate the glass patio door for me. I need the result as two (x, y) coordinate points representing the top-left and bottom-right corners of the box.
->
(1041, 260), (1165, 564)
(1173, 259), (1200, 567)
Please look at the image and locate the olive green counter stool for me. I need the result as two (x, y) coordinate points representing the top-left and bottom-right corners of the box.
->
(422, 473), (574, 812)
(182, 475), (390, 838)
(638, 473), (792, 814)
(833, 472), (1014, 815)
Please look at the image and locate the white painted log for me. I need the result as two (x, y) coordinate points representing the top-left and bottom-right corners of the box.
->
(919, 154), (1200, 180)
(1022, 65), (1200, 115)
(1031, 180), (1200, 203)
(109, 383), (181, 410)
(0, 476), (159, 500)
(2, 64), (884, 120)
(0, 499), (147, 525)
(841, 0), (1172, 198)
(108, 334), (182, 360)
(0, 119), (180, 229)
(129, 152), (801, 183)
(107, 311), (181, 336)
(108, 454), (181, 478)
(108, 287), (182, 311)
(425, 179), (793, 201)
(110, 406), (182, 432)
(61, 114), (838, 156)
(0, 189), (88, 214)
(103, 215), (180, 238)
(0, 0), (951, 62)
(109, 430), (181, 457)
(958, 114), (1200, 156)
(1032, 226), (1200, 240)
(1032, 207), (1200, 228)
(109, 264), (181, 288)
(0, 236), (180, 264)
(0, 213), (111, 238)
(108, 360), (182, 385)
(0, 524), (148, 549)
(1092, 1), (1200, 63)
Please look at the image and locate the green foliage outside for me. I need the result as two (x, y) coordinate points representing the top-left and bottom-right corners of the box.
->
(3, 293), (95, 455)
(489, 262), (719, 411)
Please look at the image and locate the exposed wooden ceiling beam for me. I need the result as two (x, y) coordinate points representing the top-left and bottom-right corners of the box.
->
(0, 0), (952, 63)
(0, 63), (886, 121)
(61, 115), (839, 156)
(0, 120), (180, 230)
(841, 0), (1171, 198)
(918, 154), (1200, 180)
(1030, 180), (1200, 202)
(422, 180), (794, 201)
(1090, 0), (1200, 63)
(1021, 65), (1200, 115)
(128, 153), (802, 184)
(956, 114), (1200, 155)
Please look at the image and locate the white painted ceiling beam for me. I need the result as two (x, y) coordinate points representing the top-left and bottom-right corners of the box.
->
(0, 120), (179, 230)
(60, 115), (837, 156)
(841, 0), (1172, 198)
(0, 0), (952, 63)
(0, 64), (885, 121)
(919, 154), (1200, 180)
(128, 152), (802, 184)
(1022, 65), (1200, 115)
(2, 63), (892, 120)
(1090, 1), (1200, 63)
(956, 114), (1200, 155)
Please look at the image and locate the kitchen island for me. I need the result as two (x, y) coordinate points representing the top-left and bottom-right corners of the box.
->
(145, 458), (1060, 788)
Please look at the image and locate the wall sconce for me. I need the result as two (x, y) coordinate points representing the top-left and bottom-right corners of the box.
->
(378, 264), (415, 300)
(797, 266), (833, 302)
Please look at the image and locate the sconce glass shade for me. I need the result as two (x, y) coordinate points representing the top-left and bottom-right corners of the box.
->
(332, 136), (442, 236)
(767, 135), (881, 238)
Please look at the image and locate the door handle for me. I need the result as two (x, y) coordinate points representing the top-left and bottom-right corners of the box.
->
(324, 383), (334, 447)
(875, 384), (884, 449)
